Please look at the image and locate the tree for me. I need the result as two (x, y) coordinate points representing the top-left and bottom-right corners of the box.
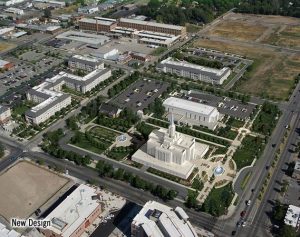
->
(0, 142), (5, 158)
(43, 8), (52, 18)
(279, 225), (297, 237)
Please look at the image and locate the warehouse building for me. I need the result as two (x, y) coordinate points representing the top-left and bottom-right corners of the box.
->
(157, 57), (231, 85)
(118, 18), (186, 37)
(25, 67), (111, 125)
(0, 0), (24, 6)
(0, 105), (11, 125)
(163, 97), (220, 130)
(41, 184), (102, 237)
(78, 18), (117, 32)
(131, 201), (198, 237)
(68, 55), (104, 72)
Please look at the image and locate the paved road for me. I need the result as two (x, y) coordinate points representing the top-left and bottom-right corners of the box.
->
(243, 104), (300, 236)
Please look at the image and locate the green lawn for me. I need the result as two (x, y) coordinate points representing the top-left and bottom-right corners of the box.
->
(201, 183), (234, 216)
(232, 135), (264, 170)
(13, 103), (32, 116)
(227, 117), (245, 128)
(72, 136), (106, 154)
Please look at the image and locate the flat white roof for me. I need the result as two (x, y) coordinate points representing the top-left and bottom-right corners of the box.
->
(160, 57), (229, 76)
(70, 54), (100, 63)
(119, 18), (184, 31)
(56, 30), (109, 45)
(45, 184), (100, 237)
(294, 161), (300, 171)
(132, 201), (197, 237)
(163, 97), (217, 116)
(0, 59), (10, 67)
(284, 205), (300, 228)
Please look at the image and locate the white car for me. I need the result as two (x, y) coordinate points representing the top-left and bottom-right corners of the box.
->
(246, 200), (251, 206)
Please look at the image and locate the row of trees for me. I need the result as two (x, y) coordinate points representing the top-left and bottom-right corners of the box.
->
(138, 0), (299, 27)
(0, 142), (4, 158)
(42, 129), (91, 166)
(96, 161), (178, 201)
(108, 71), (140, 98)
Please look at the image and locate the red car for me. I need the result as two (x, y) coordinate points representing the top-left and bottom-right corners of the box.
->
(241, 211), (246, 217)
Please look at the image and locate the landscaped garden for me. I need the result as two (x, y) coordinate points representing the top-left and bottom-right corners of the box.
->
(232, 135), (265, 170)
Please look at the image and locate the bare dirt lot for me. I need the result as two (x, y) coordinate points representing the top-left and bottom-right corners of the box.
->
(0, 161), (70, 221)
(207, 20), (267, 41)
(207, 13), (300, 44)
(196, 13), (300, 100)
(0, 41), (16, 53)
(262, 25), (300, 49)
(194, 39), (300, 100)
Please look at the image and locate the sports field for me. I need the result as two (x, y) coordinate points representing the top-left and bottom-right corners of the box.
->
(0, 161), (70, 221)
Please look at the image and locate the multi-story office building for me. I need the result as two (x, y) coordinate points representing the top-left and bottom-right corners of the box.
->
(78, 18), (117, 32)
(25, 67), (111, 125)
(41, 184), (102, 237)
(157, 57), (231, 85)
(131, 201), (198, 237)
(163, 97), (220, 130)
(25, 84), (71, 125)
(118, 18), (186, 37)
(68, 55), (104, 72)
(0, 105), (11, 124)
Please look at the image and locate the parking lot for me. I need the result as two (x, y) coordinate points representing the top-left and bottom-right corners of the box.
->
(111, 78), (169, 112)
(0, 48), (64, 97)
(182, 91), (256, 119)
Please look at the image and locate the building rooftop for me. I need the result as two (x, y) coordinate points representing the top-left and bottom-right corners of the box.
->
(132, 201), (197, 237)
(163, 97), (218, 116)
(69, 54), (103, 67)
(0, 105), (9, 114)
(0, 59), (10, 67)
(119, 18), (184, 31)
(44, 184), (100, 237)
(284, 205), (300, 228)
(159, 57), (230, 76)
(79, 18), (115, 26)
(294, 161), (300, 172)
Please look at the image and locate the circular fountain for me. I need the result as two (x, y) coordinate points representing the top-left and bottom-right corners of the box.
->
(213, 165), (225, 176)
(117, 134), (127, 142)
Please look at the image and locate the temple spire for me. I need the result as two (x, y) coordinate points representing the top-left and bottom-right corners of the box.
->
(169, 113), (176, 138)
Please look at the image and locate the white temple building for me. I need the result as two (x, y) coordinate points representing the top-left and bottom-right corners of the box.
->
(132, 115), (209, 179)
